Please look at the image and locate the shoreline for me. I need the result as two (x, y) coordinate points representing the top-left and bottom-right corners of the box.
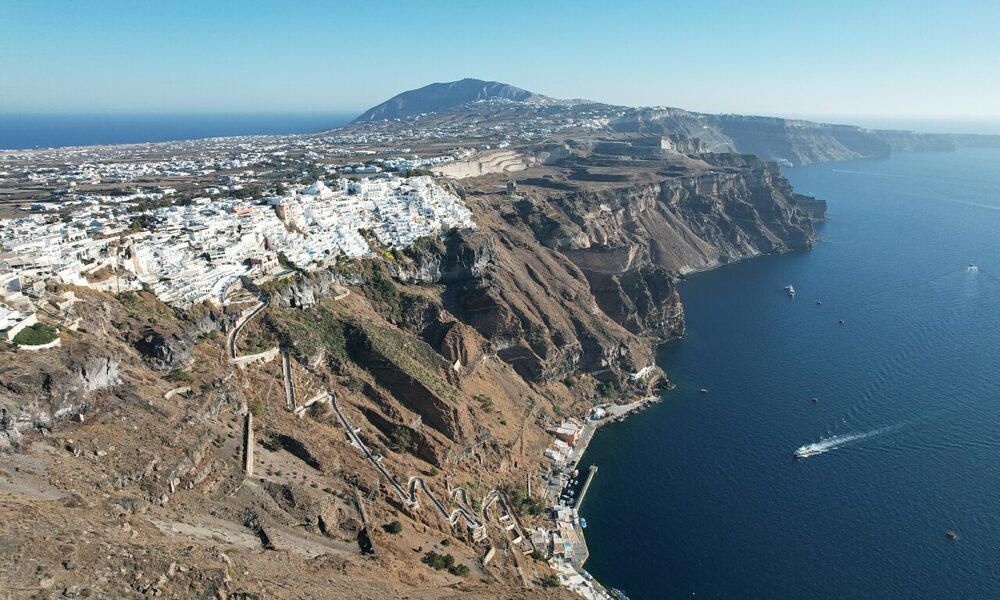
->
(545, 394), (662, 599)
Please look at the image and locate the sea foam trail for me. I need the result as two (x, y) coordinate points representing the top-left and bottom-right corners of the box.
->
(794, 425), (900, 458)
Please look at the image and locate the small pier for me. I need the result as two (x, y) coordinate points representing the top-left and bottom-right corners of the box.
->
(569, 465), (598, 568)
(576, 465), (598, 509)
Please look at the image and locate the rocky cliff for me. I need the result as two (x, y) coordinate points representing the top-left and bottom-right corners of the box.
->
(608, 109), (974, 165)
(372, 143), (826, 390)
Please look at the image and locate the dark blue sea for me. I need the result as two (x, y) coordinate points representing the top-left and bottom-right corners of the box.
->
(578, 148), (1000, 599)
(0, 112), (354, 150)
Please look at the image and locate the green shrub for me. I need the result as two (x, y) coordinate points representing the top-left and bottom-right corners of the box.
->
(248, 399), (265, 418)
(421, 551), (469, 577)
(116, 290), (139, 308)
(390, 426), (415, 454)
(12, 323), (58, 346)
(541, 573), (560, 588)
(168, 369), (193, 382)
(384, 520), (403, 535)
(499, 484), (545, 517)
(474, 394), (494, 413)
(364, 268), (402, 320)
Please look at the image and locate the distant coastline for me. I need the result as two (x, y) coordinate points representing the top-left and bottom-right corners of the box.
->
(0, 112), (356, 150)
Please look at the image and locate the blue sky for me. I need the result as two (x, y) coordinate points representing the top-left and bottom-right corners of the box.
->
(2, 0), (998, 120)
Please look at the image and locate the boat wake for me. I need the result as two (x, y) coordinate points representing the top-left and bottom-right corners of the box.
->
(794, 425), (899, 459)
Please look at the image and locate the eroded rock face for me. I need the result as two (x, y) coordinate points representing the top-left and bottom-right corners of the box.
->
(608, 107), (954, 165)
(268, 270), (364, 309)
(400, 150), (824, 388)
(435, 321), (483, 369)
(0, 345), (121, 440)
(135, 329), (194, 372)
(76, 355), (121, 393)
(344, 323), (469, 442)
(394, 231), (497, 285)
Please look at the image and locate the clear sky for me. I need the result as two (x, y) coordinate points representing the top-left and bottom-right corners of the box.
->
(2, 0), (998, 121)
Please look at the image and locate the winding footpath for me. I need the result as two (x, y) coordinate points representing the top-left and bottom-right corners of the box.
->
(226, 289), (546, 584)
(226, 295), (278, 367)
(328, 391), (486, 536)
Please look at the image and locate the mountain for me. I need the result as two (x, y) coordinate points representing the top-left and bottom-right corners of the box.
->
(353, 78), (546, 123)
(344, 80), (1000, 166)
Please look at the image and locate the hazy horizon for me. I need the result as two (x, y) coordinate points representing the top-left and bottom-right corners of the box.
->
(3, 110), (999, 151)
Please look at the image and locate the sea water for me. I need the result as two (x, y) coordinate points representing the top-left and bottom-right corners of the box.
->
(578, 148), (1000, 599)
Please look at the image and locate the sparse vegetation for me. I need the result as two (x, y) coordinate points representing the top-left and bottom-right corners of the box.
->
(168, 368), (193, 382)
(259, 275), (295, 295)
(357, 322), (461, 403)
(116, 290), (139, 309)
(421, 551), (469, 577)
(276, 252), (299, 271)
(271, 305), (349, 361)
(390, 426), (415, 454)
(344, 376), (365, 392)
(474, 394), (494, 412)
(541, 573), (561, 588)
(11, 323), (58, 346)
(384, 520), (403, 534)
(500, 483), (545, 517)
(364, 267), (402, 320)
(248, 399), (265, 418)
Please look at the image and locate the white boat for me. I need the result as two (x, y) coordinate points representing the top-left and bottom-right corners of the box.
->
(785, 284), (796, 297)
(794, 446), (820, 459)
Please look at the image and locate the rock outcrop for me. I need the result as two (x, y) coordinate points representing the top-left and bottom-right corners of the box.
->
(135, 328), (194, 371)
(1, 345), (121, 443)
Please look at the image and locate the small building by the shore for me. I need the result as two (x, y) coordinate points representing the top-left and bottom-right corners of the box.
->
(550, 420), (583, 447)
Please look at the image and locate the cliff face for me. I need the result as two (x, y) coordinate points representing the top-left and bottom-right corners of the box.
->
(608, 109), (989, 165)
(385, 149), (824, 389)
